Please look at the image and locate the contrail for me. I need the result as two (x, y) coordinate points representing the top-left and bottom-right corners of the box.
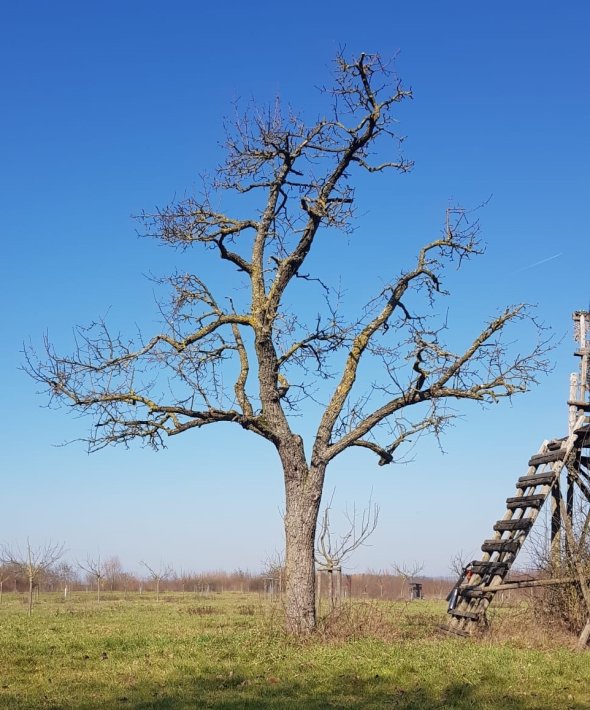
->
(513, 252), (563, 274)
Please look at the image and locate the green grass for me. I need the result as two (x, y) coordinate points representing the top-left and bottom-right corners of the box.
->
(0, 592), (589, 709)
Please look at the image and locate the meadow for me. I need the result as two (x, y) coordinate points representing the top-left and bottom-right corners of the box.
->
(1, 591), (589, 709)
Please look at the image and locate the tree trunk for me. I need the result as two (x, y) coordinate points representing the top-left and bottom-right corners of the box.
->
(28, 576), (33, 616)
(283, 456), (324, 634)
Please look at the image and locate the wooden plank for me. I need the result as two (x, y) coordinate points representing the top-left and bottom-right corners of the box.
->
(567, 401), (590, 412)
(481, 539), (520, 553)
(470, 561), (509, 575)
(439, 624), (470, 638)
(547, 439), (566, 450)
(450, 609), (480, 620)
(506, 494), (546, 510)
(460, 589), (489, 599)
(494, 518), (533, 532)
(477, 575), (590, 592)
(528, 451), (564, 465)
(574, 424), (590, 436)
(517, 472), (555, 488)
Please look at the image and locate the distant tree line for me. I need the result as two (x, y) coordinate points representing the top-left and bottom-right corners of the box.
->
(0, 548), (458, 602)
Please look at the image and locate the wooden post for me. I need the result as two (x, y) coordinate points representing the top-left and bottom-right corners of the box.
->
(580, 313), (588, 402)
(569, 373), (579, 434)
(551, 476), (562, 569)
(566, 469), (575, 550)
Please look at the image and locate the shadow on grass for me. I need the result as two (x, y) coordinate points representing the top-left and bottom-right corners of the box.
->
(7, 673), (585, 710)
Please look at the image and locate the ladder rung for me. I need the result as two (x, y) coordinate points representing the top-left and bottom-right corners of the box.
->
(528, 451), (564, 466)
(450, 609), (480, 620)
(461, 589), (488, 599)
(481, 540), (520, 553)
(470, 561), (509, 575)
(506, 494), (546, 510)
(494, 518), (533, 532)
(439, 624), (470, 637)
(547, 439), (565, 450)
(568, 401), (590, 412)
(517, 473), (555, 488)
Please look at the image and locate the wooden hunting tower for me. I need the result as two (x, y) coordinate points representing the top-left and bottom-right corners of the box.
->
(444, 311), (590, 642)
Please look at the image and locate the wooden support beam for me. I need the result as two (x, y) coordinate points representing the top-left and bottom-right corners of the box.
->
(475, 575), (590, 593)
(551, 478), (562, 565)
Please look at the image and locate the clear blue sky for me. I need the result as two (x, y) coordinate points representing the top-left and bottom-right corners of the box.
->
(1, 1), (588, 577)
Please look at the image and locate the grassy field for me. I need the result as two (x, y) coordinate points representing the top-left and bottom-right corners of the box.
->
(0, 592), (589, 709)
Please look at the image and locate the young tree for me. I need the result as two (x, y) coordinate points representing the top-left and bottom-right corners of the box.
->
(1, 540), (64, 615)
(25, 52), (551, 634)
(78, 555), (104, 602)
(140, 561), (173, 601)
(316, 493), (379, 609)
(392, 560), (425, 599)
(53, 561), (79, 599)
(0, 565), (12, 604)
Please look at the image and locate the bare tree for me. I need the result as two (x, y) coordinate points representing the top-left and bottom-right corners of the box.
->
(103, 555), (124, 592)
(53, 561), (79, 600)
(140, 561), (173, 601)
(0, 565), (11, 604)
(1, 540), (64, 615)
(262, 551), (285, 599)
(316, 493), (379, 609)
(24, 51), (552, 634)
(449, 550), (473, 578)
(392, 560), (424, 599)
(78, 555), (104, 602)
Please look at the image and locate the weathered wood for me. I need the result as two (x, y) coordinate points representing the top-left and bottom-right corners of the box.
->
(528, 451), (564, 465)
(493, 518), (533, 532)
(577, 620), (590, 650)
(517, 472), (555, 488)
(449, 609), (480, 620)
(461, 589), (490, 599)
(439, 624), (470, 638)
(470, 561), (509, 575)
(547, 439), (566, 450)
(481, 539), (520, 553)
(505, 494), (546, 510)
(567, 400), (590, 412)
(445, 314), (590, 639)
(551, 479), (562, 565)
(476, 575), (590, 592)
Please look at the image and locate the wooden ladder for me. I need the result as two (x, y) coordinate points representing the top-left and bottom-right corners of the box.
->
(442, 422), (587, 637)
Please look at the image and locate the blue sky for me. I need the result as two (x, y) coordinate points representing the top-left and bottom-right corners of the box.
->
(1, 2), (589, 577)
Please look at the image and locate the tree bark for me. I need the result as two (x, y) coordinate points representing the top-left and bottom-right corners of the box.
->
(283, 455), (324, 634)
